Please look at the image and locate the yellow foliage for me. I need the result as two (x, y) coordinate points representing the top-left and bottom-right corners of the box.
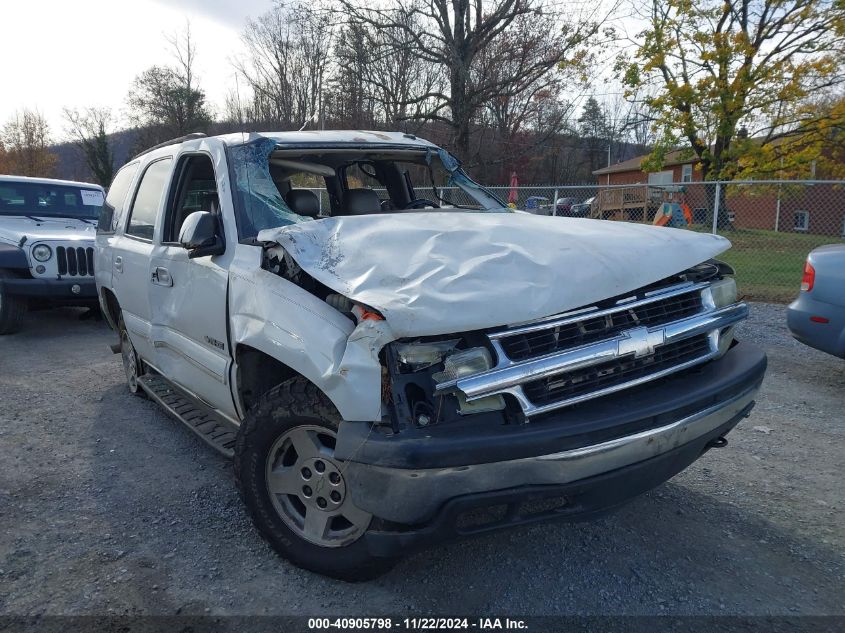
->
(620, 0), (845, 180)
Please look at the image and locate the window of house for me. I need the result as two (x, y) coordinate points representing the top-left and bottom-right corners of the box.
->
(681, 164), (693, 183)
(647, 171), (673, 185)
(793, 210), (809, 232)
(126, 158), (173, 240)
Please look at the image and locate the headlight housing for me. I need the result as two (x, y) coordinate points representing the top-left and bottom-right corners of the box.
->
(707, 278), (738, 357)
(434, 347), (506, 414)
(708, 277), (737, 308)
(394, 339), (460, 371)
(32, 244), (52, 262)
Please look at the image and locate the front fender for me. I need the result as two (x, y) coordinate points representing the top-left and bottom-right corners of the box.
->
(0, 243), (29, 270)
(229, 267), (391, 421)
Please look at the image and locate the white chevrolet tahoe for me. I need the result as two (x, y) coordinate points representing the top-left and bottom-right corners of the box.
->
(0, 175), (104, 333)
(95, 131), (767, 580)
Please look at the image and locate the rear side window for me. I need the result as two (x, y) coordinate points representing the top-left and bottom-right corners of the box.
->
(126, 158), (172, 240)
(98, 162), (139, 233)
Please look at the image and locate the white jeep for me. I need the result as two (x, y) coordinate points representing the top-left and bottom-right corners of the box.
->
(0, 175), (104, 333)
(94, 131), (766, 580)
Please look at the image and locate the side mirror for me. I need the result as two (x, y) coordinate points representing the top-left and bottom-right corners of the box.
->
(179, 211), (225, 259)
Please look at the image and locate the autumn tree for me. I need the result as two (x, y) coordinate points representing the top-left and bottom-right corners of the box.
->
(619, 0), (845, 181)
(1, 109), (56, 177)
(0, 144), (10, 174)
(127, 22), (212, 145)
(332, 9), (442, 129)
(578, 97), (610, 174)
(737, 92), (845, 179)
(234, 2), (333, 128)
(63, 107), (115, 187)
(329, 23), (376, 128)
(471, 9), (581, 179)
(338, 0), (605, 160)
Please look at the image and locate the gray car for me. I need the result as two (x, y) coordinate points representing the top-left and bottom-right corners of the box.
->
(787, 244), (845, 358)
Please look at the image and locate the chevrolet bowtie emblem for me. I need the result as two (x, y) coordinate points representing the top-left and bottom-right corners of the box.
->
(617, 326), (665, 358)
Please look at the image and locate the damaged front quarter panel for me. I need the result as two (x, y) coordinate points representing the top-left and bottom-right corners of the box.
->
(229, 244), (395, 422)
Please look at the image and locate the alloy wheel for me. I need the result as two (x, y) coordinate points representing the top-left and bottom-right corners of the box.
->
(265, 425), (371, 547)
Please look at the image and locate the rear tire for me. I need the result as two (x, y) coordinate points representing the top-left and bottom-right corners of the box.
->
(118, 315), (145, 397)
(235, 377), (397, 581)
(0, 272), (27, 334)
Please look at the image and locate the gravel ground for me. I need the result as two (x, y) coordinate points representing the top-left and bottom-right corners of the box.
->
(0, 303), (842, 617)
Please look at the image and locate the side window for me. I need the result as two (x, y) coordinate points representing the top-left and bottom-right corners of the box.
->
(344, 162), (391, 208)
(164, 154), (219, 243)
(98, 162), (140, 233)
(126, 158), (173, 240)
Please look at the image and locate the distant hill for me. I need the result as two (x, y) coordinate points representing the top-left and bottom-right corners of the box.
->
(51, 128), (139, 184)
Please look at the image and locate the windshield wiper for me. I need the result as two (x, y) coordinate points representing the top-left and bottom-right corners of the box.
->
(34, 214), (97, 223)
(0, 212), (45, 221)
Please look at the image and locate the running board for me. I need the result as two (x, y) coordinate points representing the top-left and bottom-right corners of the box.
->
(137, 374), (238, 458)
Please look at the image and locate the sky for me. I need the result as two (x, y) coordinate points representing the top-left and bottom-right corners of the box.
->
(0, 0), (274, 141)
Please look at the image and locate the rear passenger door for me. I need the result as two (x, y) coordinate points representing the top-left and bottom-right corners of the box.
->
(96, 162), (140, 305)
(110, 157), (173, 362)
(147, 152), (234, 418)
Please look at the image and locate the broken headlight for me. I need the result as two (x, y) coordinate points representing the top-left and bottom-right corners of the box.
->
(394, 339), (460, 371)
(433, 347), (505, 414)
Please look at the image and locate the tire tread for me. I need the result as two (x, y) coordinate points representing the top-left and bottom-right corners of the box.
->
(234, 377), (395, 581)
(0, 272), (27, 335)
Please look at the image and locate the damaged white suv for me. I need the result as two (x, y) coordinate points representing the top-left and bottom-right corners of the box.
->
(95, 131), (766, 580)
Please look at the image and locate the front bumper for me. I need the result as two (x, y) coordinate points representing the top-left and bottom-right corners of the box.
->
(0, 276), (97, 300)
(339, 343), (766, 542)
(361, 406), (750, 558)
(787, 294), (845, 358)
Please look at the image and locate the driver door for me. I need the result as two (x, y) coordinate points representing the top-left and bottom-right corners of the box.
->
(147, 152), (234, 418)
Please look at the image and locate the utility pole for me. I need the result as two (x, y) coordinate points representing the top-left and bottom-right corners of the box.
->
(775, 156), (783, 232)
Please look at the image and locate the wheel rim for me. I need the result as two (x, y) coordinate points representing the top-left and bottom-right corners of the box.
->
(121, 328), (139, 393)
(265, 425), (371, 548)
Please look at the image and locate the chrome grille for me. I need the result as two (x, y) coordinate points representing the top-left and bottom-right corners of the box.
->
(501, 290), (703, 360)
(56, 246), (94, 277)
(435, 281), (748, 418)
(522, 334), (712, 407)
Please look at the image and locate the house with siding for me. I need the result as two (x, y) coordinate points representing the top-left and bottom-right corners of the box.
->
(593, 151), (845, 236)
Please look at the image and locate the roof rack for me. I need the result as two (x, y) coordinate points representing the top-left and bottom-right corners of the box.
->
(134, 132), (207, 159)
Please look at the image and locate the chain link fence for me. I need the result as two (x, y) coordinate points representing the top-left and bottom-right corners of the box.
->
(304, 179), (845, 303)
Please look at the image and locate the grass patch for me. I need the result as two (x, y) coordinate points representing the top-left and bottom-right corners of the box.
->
(689, 226), (843, 302)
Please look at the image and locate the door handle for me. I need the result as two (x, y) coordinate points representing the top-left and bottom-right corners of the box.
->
(114, 256), (123, 273)
(151, 266), (173, 287)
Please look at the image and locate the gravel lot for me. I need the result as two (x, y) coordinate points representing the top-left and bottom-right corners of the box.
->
(0, 303), (842, 617)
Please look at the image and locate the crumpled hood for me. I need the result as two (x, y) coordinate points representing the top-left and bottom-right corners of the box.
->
(0, 215), (97, 244)
(259, 213), (730, 337)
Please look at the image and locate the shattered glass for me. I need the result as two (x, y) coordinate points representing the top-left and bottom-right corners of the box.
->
(229, 137), (305, 236)
(427, 148), (510, 211)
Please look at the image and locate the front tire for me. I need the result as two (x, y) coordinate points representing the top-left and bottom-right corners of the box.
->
(0, 272), (27, 334)
(234, 377), (397, 581)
